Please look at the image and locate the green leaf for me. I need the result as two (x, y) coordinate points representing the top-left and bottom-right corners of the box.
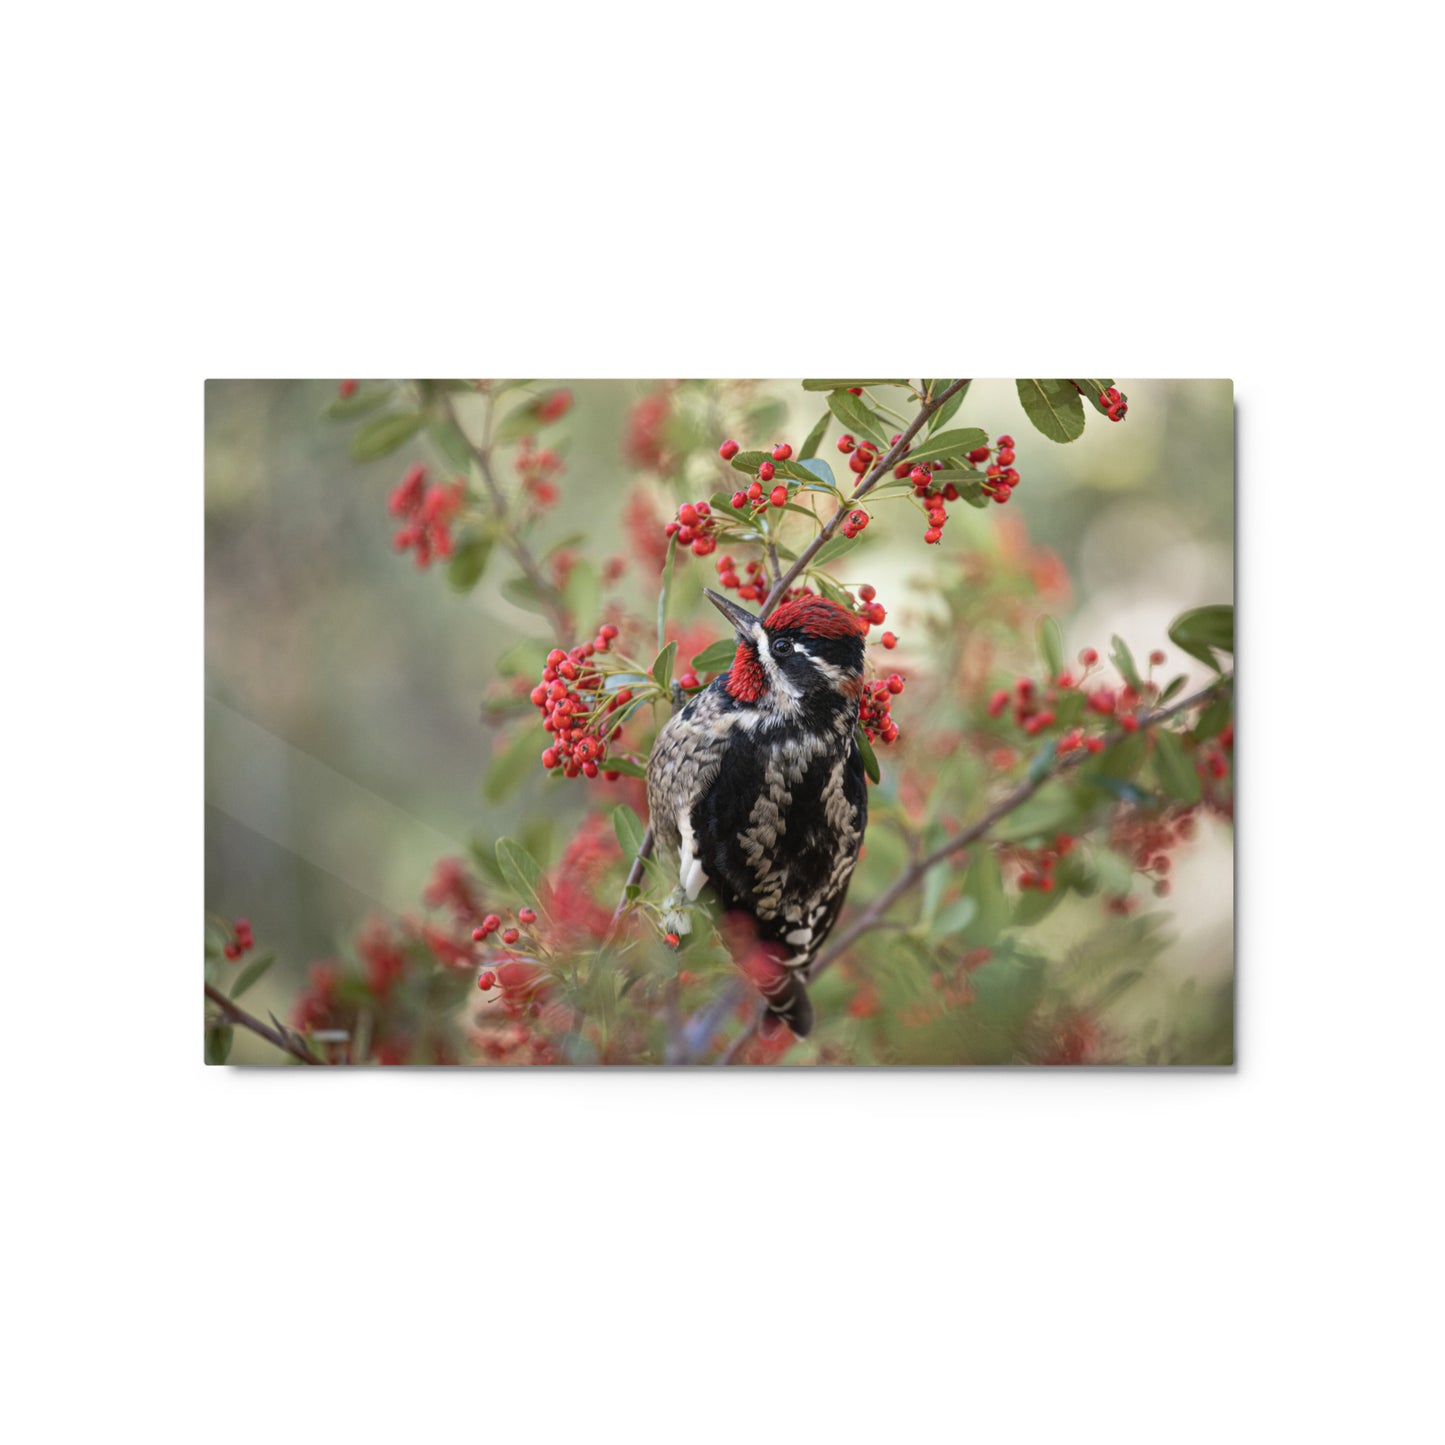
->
(427, 418), (475, 473)
(1012, 885), (1064, 926)
(603, 671), (651, 691)
(1169, 604), (1234, 672)
(502, 575), (547, 615)
(205, 1024), (234, 1065)
(494, 399), (546, 445)
(601, 756), (647, 780)
(1152, 730), (1202, 805)
(798, 409), (831, 460)
(826, 390), (890, 448)
(351, 411), (425, 462)
(855, 726), (880, 785)
(932, 896), (978, 937)
(960, 849), (1008, 948)
(651, 640), (678, 691)
(562, 559), (600, 634)
(324, 387), (392, 420)
(728, 450), (833, 485)
(496, 838), (544, 907)
(1111, 634), (1144, 692)
(810, 532), (862, 569)
(899, 427), (990, 468)
(802, 379), (910, 391)
(447, 533), (493, 593)
(1193, 690), (1233, 743)
(1158, 674), (1187, 706)
(1015, 380), (1086, 443)
(926, 381), (971, 434)
(484, 722), (544, 804)
(1037, 615), (1064, 679)
(656, 534), (677, 651)
(1073, 379), (1117, 416)
(795, 456), (837, 490)
(230, 952), (275, 1001)
(691, 638), (739, 674)
(612, 804), (645, 860)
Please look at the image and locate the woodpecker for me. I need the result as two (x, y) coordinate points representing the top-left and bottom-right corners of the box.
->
(645, 588), (870, 1037)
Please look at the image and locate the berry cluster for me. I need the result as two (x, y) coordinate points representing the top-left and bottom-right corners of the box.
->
(1111, 808), (1197, 899)
(1012, 834), (1076, 892)
(222, 917), (254, 961)
(1099, 386), (1128, 422)
(530, 625), (626, 779)
(855, 582), (887, 631)
(840, 507), (871, 541)
(516, 437), (564, 509)
(836, 433), (882, 479)
(389, 464), (464, 568)
(975, 434), (1020, 505)
(727, 447), (795, 515)
(713, 552), (770, 603)
(859, 673), (904, 746)
(664, 500), (719, 557)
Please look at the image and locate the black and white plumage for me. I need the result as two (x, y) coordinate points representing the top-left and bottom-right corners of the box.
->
(645, 588), (870, 1037)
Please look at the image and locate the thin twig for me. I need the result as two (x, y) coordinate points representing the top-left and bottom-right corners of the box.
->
(205, 983), (322, 1065)
(443, 391), (570, 639)
(759, 378), (972, 618)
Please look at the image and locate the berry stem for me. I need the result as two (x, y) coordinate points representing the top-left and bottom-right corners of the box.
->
(442, 391), (570, 639)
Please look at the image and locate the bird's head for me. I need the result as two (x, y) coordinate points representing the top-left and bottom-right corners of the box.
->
(704, 589), (868, 723)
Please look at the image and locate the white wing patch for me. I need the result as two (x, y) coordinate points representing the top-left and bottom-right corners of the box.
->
(677, 809), (709, 901)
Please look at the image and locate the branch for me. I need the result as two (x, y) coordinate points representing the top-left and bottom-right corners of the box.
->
(605, 824), (654, 944)
(443, 391), (571, 639)
(810, 676), (1232, 978)
(204, 983), (323, 1065)
(759, 379), (972, 617)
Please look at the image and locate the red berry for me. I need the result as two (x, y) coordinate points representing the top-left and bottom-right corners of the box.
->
(771, 443), (792, 461)
(224, 942), (239, 960)
(770, 485), (788, 507)
(924, 527), (943, 544)
(910, 466), (930, 485)
(996, 435), (1014, 448)
(848, 510), (868, 530)
(664, 932), (681, 948)
(996, 447), (1015, 466)
(837, 434), (856, 454)
(678, 503), (699, 527)
(338, 379), (358, 398)
(880, 631), (897, 649)
(730, 490), (747, 509)
(502, 927), (520, 945)
(758, 461), (775, 482)
(886, 674), (904, 695)
(518, 907), (537, 925)
(1149, 649), (1166, 666)
(541, 747), (559, 769)
(1080, 647), (1099, 666)
(719, 440), (740, 460)
(747, 480), (764, 502)
(858, 584), (876, 602)
(967, 447), (990, 464)
(847, 387), (863, 396)
(478, 970), (496, 990)
(679, 671), (700, 689)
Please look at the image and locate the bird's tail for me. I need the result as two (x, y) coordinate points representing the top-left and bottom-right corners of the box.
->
(758, 968), (814, 1039)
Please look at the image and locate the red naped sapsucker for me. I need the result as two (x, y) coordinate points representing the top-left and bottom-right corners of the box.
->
(645, 589), (870, 1037)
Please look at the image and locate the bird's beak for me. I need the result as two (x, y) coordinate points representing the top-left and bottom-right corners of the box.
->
(703, 588), (759, 641)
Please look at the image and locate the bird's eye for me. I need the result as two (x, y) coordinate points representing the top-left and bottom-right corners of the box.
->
(772, 638), (793, 657)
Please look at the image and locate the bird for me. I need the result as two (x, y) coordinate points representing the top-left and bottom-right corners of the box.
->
(645, 588), (870, 1037)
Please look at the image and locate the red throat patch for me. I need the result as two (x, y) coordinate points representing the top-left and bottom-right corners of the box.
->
(725, 642), (766, 702)
(764, 594), (868, 639)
